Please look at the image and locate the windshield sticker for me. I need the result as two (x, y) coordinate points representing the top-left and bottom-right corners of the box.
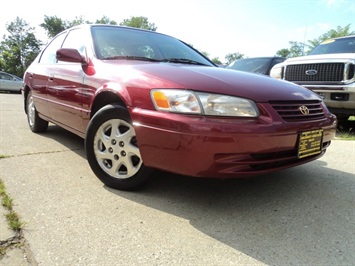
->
(320, 39), (335, 45)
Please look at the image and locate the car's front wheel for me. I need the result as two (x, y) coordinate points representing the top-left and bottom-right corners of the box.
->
(26, 91), (48, 132)
(85, 104), (153, 190)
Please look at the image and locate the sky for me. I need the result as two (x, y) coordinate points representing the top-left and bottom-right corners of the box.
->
(1, 0), (354, 62)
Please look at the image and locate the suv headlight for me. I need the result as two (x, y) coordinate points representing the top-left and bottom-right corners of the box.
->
(151, 89), (259, 117)
(270, 65), (283, 79)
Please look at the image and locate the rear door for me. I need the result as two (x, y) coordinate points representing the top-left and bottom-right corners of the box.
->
(28, 32), (68, 119)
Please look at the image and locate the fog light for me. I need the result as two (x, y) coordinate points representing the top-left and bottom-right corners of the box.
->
(316, 92), (326, 99)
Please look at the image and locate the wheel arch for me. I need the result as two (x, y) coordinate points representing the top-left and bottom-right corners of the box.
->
(22, 85), (31, 114)
(90, 91), (128, 119)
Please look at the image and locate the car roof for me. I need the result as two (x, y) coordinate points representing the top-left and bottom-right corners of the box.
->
(329, 35), (355, 40)
(238, 57), (285, 60)
(63, 24), (169, 38)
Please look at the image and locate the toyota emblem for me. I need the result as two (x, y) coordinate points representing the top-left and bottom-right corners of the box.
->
(299, 105), (309, 115)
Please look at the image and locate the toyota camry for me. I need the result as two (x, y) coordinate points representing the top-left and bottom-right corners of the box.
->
(22, 24), (337, 190)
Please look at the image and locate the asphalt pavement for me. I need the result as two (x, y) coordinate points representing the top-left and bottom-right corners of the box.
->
(0, 92), (354, 265)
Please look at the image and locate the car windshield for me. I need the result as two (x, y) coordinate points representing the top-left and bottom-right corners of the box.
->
(309, 36), (355, 55)
(227, 58), (271, 74)
(91, 26), (213, 66)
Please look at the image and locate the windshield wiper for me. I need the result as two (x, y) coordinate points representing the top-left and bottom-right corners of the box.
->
(162, 58), (208, 66)
(103, 56), (209, 66)
(103, 55), (161, 62)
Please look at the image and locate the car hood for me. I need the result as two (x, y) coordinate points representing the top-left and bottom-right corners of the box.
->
(102, 61), (320, 102)
(284, 53), (355, 63)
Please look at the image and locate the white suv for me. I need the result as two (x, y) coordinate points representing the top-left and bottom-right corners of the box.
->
(270, 35), (355, 121)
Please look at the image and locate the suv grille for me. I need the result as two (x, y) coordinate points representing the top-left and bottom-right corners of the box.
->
(270, 100), (325, 122)
(284, 63), (348, 84)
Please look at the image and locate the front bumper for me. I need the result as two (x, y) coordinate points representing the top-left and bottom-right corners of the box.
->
(305, 84), (355, 116)
(130, 105), (337, 178)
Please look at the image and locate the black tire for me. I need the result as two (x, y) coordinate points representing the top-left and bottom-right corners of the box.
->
(26, 91), (48, 133)
(85, 104), (153, 190)
(335, 114), (350, 123)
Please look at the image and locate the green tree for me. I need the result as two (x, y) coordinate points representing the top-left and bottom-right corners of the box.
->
(307, 24), (355, 51)
(0, 17), (42, 77)
(276, 41), (306, 58)
(225, 52), (244, 65)
(95, 16), (117, 25)
(276, 24), (354, 58)
(275, 48), (290, 58)
(40, 15), (118, 38)
(68, 16), (92, 28)
(119, 16), (157, 31)
(40, 15), (68, 38)
(211, 57), (222, 65)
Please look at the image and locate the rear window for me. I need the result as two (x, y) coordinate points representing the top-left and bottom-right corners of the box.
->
(309, 36), (355, 55)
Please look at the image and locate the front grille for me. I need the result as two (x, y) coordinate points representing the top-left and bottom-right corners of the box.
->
(284, 63), (345, 84)
(270, 100), (325, 122)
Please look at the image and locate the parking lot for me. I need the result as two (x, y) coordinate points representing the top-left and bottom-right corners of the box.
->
(0, 92), (354, 265)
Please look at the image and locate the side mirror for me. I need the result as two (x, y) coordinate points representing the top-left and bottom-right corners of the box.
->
(56, 48), (87, 65)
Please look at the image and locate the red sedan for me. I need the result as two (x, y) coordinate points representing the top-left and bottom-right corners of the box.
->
(22, 24), (337, 190)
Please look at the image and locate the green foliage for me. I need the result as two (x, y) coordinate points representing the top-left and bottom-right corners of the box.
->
(95, 15), (118, 25)
(211, 57), (222, 65)
(0, 15), (158, 78)
(68, 16), (90, 28)
(275, 48), (290, 58)
(1, 15), (353, 76)
(225, 52), (244, 65)
(276, 24), (354, 58)
(276, 41), (306, 58)
(0, 179), (24, 231)
(119, 16), (157, 31)
(6, 211), (24, 231)
(40, 15), (68, 38)
(307, 24), (355, 51)
(0, 17), (42, 77)
(40, 15), (115, 39)
(199, 50), (209, 58)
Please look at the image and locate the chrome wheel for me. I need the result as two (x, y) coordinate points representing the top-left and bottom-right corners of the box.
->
(26, 91), (48, 133)
(27, 93), (35, 127)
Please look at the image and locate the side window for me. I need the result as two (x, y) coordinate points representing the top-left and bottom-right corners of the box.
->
(39, 32), (67, 64)
(0, 73), (11, 80)
(62, 28), (86, 57)
(272, 58), (285, 67)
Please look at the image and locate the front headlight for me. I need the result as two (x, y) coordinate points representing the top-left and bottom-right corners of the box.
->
(151, 89), (259, 117)
(270, 65), (283, 79)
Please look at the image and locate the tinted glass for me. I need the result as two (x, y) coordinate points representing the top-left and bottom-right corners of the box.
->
(0, 73), (12, 80)
(309, 37), (355, 55)
(0, 73), (21, 81)
(227, 58), (271, 74)
(91, 26), (213, 66)
(39, 32), (67, 64)
(62, 28), (87, 56)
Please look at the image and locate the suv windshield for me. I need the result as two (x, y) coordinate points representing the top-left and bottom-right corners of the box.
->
(226, 57), (285, 75)
(309, 36), (355, 55)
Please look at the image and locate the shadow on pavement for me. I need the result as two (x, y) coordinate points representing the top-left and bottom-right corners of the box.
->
(105, 161), (354, 265)
(23, 120), (355, 265)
